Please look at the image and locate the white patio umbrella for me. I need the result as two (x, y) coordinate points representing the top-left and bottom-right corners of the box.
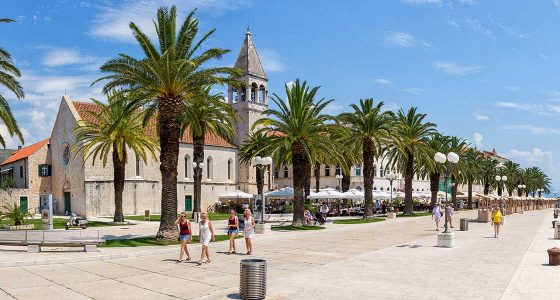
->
(218, 190), (254, 203)
(264, 187), (294, 198)
(307, 190), (342, 200)
(340, 189), (364, 201)
(372, 190), (391, 199)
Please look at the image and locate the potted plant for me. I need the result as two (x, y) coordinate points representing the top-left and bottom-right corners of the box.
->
(0, 202), (34, 230)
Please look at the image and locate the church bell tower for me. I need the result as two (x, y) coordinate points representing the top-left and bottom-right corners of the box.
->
(228, 29), (269, 194)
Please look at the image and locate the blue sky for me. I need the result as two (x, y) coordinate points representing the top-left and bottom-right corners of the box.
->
(1, 0), (560, 191)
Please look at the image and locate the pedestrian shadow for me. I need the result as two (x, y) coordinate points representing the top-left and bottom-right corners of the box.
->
(227, 293), (241, 299)
(396, 244), (422, 248)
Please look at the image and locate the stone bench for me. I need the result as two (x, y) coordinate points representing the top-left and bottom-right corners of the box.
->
(0, 230), (105, 253)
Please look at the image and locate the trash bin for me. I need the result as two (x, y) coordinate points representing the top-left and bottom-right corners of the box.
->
(553, 221), (558, 229)
(240, 259), (267, 300)
(460, 218), (469, 231)
(547, 247), (560, 266)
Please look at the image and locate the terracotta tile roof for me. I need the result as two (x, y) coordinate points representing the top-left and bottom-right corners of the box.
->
(73, 101), (236, 148)
(1, 139), (49, 166)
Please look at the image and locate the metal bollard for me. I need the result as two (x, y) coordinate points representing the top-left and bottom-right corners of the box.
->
(460, 218), (469, 231)
(240, 259), (267, 300)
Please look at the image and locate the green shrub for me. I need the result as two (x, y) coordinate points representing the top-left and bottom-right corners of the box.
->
(0, 202), (32, 226)
(283, 203), (293, 213)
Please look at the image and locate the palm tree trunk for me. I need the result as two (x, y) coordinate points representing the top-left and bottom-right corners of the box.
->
(451, 175), (457, 209)
(483, 180), (490, 195)
(404, 151), (414, 215)
(291, 142), (307, 226)
(467, 180), (474, 209)
(342, 171), (351, 192)
(429, 172), (439, 208)
(256, 166), (263, 194)
(112, 144), (126, 223)
(193, 134), (204, 216)
(156, 100), (182, 240)
(314, 164), (320, 193)
(304, 160), (311, 201)
(362, 138), (374, 218)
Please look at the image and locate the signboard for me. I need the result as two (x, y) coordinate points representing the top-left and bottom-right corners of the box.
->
(40, 194), (53, 230)
(438, 179), (452, 193)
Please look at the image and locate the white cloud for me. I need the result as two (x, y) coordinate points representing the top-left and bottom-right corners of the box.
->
(258, 49), (285, 73)
(402, 0), (441, 4)
(474, 112), (490, 121)
(374, 78), (393, 85)
(501, 125), (560, 136)
(506, 148), (554, 165)
(89, 0), (248, 42)
(495, 101), (560, 117)
(403, 87), (424, 94)
(0, 125), (35, 149)
(42, 48), (102, 68)
(539, 52), (547, 59)
(447, 18), (493, 38)
(384, 32), (416, 47)
(433, 61), (482, 75)
(504, 85), (520, 92)
(473, 132), (483, 148)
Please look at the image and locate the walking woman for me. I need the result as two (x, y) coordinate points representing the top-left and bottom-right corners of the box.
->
(432, 204), (442, 231)
(175, 212), (192, 262)
(227, 209), (239, 254)
(197, 212), (215, 264)
(491, 207), (504, 238)
(243, 209), (256, 255)
(445, 204), (454, 228)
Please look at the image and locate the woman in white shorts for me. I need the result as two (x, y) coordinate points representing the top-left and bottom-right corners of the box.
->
(243, 209), (256, 255)
(197, 212), (215, 264)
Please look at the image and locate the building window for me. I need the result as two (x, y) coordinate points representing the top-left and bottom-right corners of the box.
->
(206, 157), (213, 179)
(373, 165), (377, 177)
(380, 166), (384, 177)
(227, 159), (232, 180)
(335, 165), (341, 176)
(355, 165), (362, 176)
(184, 155), (191, 178)
(38, 164), (51, 177)
(274, 168), (279, 179)
(325, 165), (330, 177)
(135, 157), (141, 177)
(19, 166), (24, 178)
(283, 167), (289, 178)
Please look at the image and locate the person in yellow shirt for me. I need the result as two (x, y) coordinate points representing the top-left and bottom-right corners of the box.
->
(491, 207), (504, 238)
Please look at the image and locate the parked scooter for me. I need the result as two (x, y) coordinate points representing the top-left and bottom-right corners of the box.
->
(65, 212), (88, 230)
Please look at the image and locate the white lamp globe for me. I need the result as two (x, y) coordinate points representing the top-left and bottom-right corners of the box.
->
(434, 152), (446, 163)
(263, 156), (273, 165)
(252, 156), (262, 165)
(495, 175), (501, 181)
(198, 162), (204, 169)
(447, 152), (459, 164)
(502, 176), (508, 181)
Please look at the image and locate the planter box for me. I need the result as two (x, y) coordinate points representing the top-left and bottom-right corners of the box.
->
(478, 209), (490, 223)
(3, 224), (34, 230)
(255, 223), (271, 234)
(386, 212), (396, 220)
(437, 232), (455, 248)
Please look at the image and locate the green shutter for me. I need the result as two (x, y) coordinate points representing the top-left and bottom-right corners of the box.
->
(48, 165), (52, 176)
(38, 165), (42, 176)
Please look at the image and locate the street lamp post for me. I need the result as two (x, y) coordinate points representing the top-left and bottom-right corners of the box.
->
(192, 162), (205, 223)
(335, 174), (343, 192)
(386, 171), (397, 205)
(537, 188), (544, 198)
(495, 175), (508, 215)
(434, 151), (459, 234)
(251, 156), (273, 223)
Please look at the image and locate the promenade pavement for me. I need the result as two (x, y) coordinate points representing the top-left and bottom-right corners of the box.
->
(0, 209), (556, 299)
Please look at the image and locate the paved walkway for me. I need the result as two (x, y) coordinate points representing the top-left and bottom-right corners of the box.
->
(0, 209), (556, 299)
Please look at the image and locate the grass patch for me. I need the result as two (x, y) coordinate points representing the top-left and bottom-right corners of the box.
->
(396, 212), (432, 218)
(0, 218), (130, 230)
(271, 225), (325, 231)
(100, 235), (240, 247)
(333, 218), (385, 224)
(124, 212), (230, 222)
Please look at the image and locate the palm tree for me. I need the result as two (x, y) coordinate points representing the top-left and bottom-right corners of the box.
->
(239, 131), (271, 195)
(480, 157), (499, 195)
(426, 133), (449, 208)
(502, 161), (521, 196)
(73, 92), (158, 222)
(339, 99), (392, 218)
(94, 6), (241, 239)
(461, 148), (483, 208)
(254, 79), (337, 226)
(0, 18), (24, 147)
(387, 107), (436, 215)
(180, 87), (236, 217)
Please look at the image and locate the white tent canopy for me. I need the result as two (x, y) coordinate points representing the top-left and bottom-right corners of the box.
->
(307, 190), (342, 200)
(372, 190), (391, 199)
(340, 189), (364, 200)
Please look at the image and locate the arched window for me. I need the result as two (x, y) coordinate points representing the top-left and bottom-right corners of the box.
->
(283, 167), (289, 178)
(335, 165), (341, 176)
(240, 86), (246, 101)
(374, 187), (377, 190)
(184, 155), (191, 178)
(232, 88), (239, 103)
(325, 165), (331, 177)
(355, 165), (362, 176)
(393, 188), (396, 191)
(206, 157), (213, 179)
(251, 82), (258, 102)
(227, 159), (233, 180)
(274, 168), (279, 179)
(379, 166), (384, 177)
(373, 165), (377, 177)
(135, 157), (141, 177)
(259, 85), (266, 104)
